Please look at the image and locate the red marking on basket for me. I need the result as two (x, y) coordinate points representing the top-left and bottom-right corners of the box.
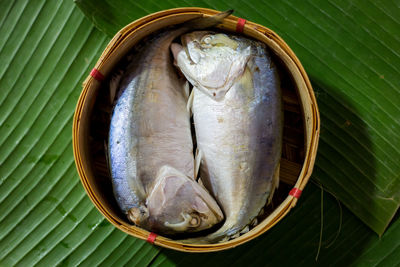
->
(90, 68), (105, 81)
(289, 188), (302, 199)
(147, 232), (157, 244)
(236, 18), (246, 33)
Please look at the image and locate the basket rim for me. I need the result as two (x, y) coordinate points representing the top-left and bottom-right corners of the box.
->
(72, 7), (320, 252)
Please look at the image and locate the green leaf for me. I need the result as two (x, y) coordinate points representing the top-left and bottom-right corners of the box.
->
(0, 1), (155, 266)
(1, 0), (400, 266)
(75, 0), (400, 236)
(150, 184), (400, 267)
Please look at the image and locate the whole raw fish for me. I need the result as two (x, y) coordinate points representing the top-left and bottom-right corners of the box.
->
(172, 31), (282, 242)
(108, 14), (232, 235)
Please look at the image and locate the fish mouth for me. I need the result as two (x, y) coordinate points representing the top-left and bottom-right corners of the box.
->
(164, 212), (199, 231)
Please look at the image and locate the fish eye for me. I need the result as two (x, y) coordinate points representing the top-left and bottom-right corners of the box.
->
(188, 213), (201, 227)
(201, 35), (213, 44)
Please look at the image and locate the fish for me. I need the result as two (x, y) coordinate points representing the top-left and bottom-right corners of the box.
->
(108, 13), (233, 235)
(172, 31), (282, 242)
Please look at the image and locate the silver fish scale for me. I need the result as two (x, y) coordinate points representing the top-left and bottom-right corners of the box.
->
(109, 78), (140, 212)
(184, 34), (282, 241)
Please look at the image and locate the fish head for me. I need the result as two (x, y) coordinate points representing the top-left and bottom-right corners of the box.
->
(143, 165), (223, 234)
(171, 31), (251, 100)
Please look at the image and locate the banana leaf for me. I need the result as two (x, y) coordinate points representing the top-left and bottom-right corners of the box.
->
(0, 0), (399, 266)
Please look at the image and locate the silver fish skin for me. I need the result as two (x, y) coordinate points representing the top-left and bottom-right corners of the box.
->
(173, 32), (282, 242)
(108, 16), (233, 235)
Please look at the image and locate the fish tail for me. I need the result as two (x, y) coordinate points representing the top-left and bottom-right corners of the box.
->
(179, 223), (239, 244)
(185, 10), (233, 30)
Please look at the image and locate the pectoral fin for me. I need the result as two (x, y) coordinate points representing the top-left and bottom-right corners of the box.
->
(187, 87), (195, 114)
(194, 148), (203, 180)
(182, 80), (190, 99)
(197, 177), (206, 189)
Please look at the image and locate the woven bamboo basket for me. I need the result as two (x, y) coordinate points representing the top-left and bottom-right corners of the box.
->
(73, 7), (320, 252)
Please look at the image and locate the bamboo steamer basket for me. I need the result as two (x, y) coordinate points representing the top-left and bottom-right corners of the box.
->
(73, 7), (320, 252)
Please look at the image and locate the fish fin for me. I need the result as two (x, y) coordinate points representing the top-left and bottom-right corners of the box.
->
(197, 177), (204, 187)
(183, 80), (190, 100)
(258, 207), (265, 216)
(187, 87), (194, 114)
(230, 232), (240, 239)
(240, 225), (249, 234)
(250, 217), (258, 227)
(267, 161), (280, 205)
(220, 235), (230, 243)
(194, 148), (203, 180)
(185, 10), (233, 30)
